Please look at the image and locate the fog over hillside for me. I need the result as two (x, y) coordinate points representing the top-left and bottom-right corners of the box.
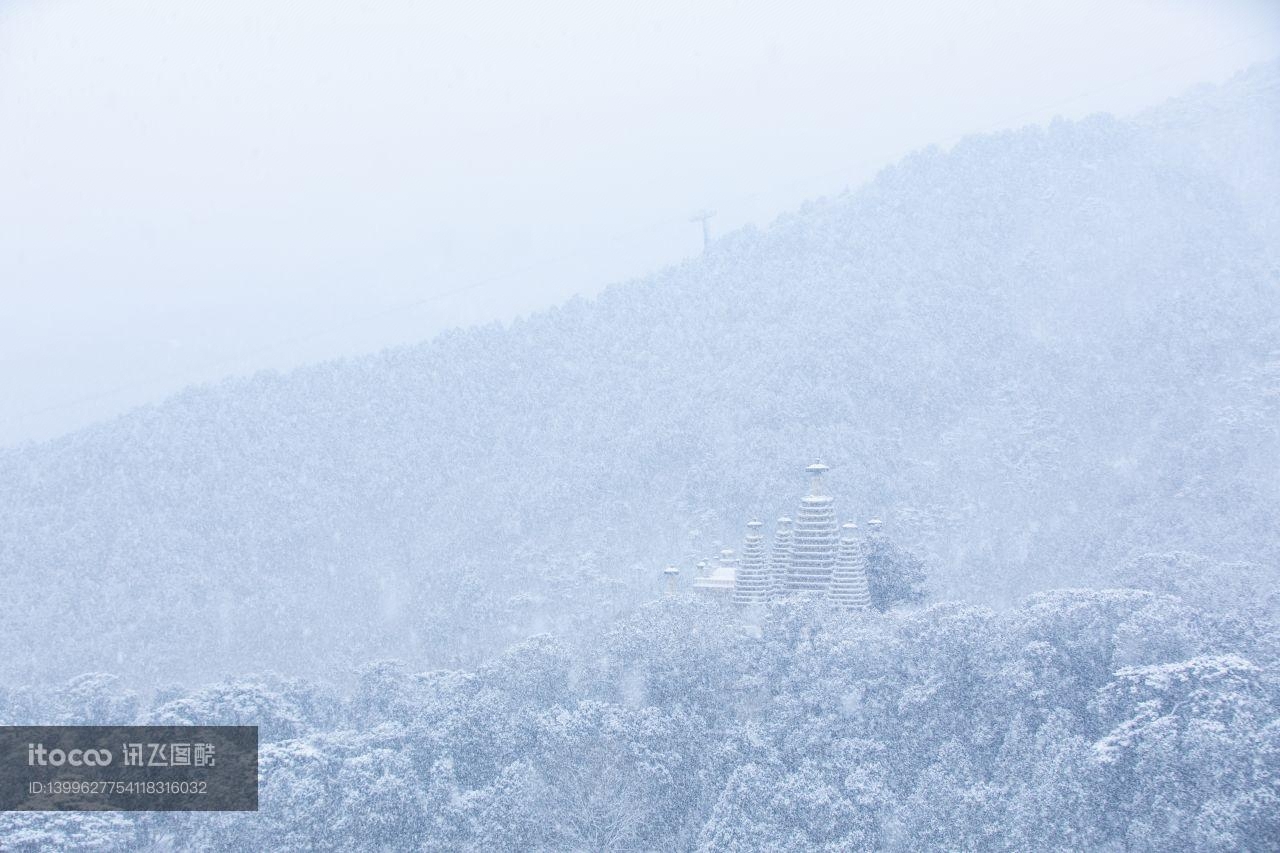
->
(1, 64), (1278, 687)
(3, 46), (1280, 849)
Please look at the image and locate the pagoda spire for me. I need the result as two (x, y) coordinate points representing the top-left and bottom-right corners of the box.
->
(806, 460), (829, 494)
(733, 520), (770, 605)
(828, 521), (872, 610)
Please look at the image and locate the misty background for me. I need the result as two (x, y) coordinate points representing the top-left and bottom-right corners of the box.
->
(2, 0), (1279, 447)
(2, 4), (1280, 849)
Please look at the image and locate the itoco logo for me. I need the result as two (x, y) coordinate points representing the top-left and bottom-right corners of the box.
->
(27, 743), (113, 766)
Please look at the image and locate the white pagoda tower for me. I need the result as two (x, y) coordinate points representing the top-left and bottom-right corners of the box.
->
(732, 520), (771, 605)
(785, 462), (839, 593)
(769, 517), (793, 599)
(663, 565), (680, 596)
(828, 522), (872, 610)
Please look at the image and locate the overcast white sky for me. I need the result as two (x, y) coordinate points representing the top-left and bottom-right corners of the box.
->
(1, 0), (1278, 446)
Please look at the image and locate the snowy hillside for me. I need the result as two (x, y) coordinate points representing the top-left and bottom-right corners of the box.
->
(1, 64), (1277, 685)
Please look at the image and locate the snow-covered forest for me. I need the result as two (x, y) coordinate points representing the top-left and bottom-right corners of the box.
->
(3, 585), (1278, 850)
(1, 61), (1278, 850)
